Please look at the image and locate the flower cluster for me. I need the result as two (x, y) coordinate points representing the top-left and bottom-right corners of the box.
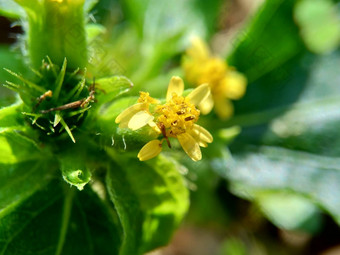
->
(115, 76), (213, 161)
(182, 37), (247, 120)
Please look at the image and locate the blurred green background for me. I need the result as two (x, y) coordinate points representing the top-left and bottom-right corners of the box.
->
(1, 0), (340, 254)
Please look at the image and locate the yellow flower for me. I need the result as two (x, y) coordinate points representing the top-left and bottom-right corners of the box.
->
(115, 92), (159, 130)
(115, 76), (213, 161)
(182, 37), (247, 120)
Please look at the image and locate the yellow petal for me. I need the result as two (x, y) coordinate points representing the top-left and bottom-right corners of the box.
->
(187, 83), (210, 106)
(177, 133), (202, 161)
(191, 124), (213, 144)
(128, 111), (154, 131)
(214, 98), (234, 120)
(199, 92), (214, 115)
(188, 129), (208, 147)
(138, 140), (163, 161)
(148, 121), (161, 133)
(115, 103), (145, 124)
(166, 76), (184, 101)
(187, 36), (210, 60)
(222, 71), (247, 100)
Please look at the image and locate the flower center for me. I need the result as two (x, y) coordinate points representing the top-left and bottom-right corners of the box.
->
(155, 94), (200, 137)
(197, 57), (227, 88)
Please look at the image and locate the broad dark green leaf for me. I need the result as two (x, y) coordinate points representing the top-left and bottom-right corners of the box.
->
(106, 152), (189, 255)
(219, 51), (340, 227)
(0, 129), (49, 211)
(0, 128), (121, 254)
(215, 0), (340, 229)
(229, 0), (305, 83)
(0, 180), (121, 255)
(251, 191), (322, 232)
(229, 50), (340, 148)
(225, 0), (307, 118)
(223, 146), (340, 225)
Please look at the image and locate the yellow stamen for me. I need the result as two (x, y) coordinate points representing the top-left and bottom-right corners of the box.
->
(156, 94), (200, 137)
(138, 92), (159, 105)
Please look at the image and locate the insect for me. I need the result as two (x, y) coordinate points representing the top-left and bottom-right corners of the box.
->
(40, 79), (96, 114)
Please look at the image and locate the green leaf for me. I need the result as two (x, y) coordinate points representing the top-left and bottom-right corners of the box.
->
(0, 45), (27, 85)
(0, 103), (24, 128)
(60, 152), (92, 191)
(0, 0), (25, 18)
(224, 146), (340, 225)
(86, 23), (106, 44)
(216, 0), (308, 119)
(228, 51), (340, 149)
(95, 75), (133, 104)
(221, 51), (340, 225)
(0, 129), (49, 212)
(220, 34), (340, 227)
(106, 153), (189, 255)
(253, 191), (322, 232)
(228, 0), (305, 83)
(0, 128), (121, 254)
(0, 180), (121, 254)
(0, 129), (42, 164)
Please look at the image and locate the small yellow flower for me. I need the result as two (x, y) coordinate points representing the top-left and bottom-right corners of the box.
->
(115, 76), (213, 161)
(182, 37), (247, 120)
(115, 92), (159, 130)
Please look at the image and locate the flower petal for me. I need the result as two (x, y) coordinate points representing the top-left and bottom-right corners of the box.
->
(187, 83), (210, 106)
(177, 133), (202, 161)
(198, 92), (214, 115)
(188, 129), (208, 147)
(214, 98), (234, 120)
(166, 76), (185, 101)
(115, 103), (145, 124)
(148, 121), (161, 133)
(138, 140), (163, 161)
(128, 110), (154, 131)
(222, 71), (247, 100)
(187, 36), (210, 60)
(191, 124), (213, 144)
